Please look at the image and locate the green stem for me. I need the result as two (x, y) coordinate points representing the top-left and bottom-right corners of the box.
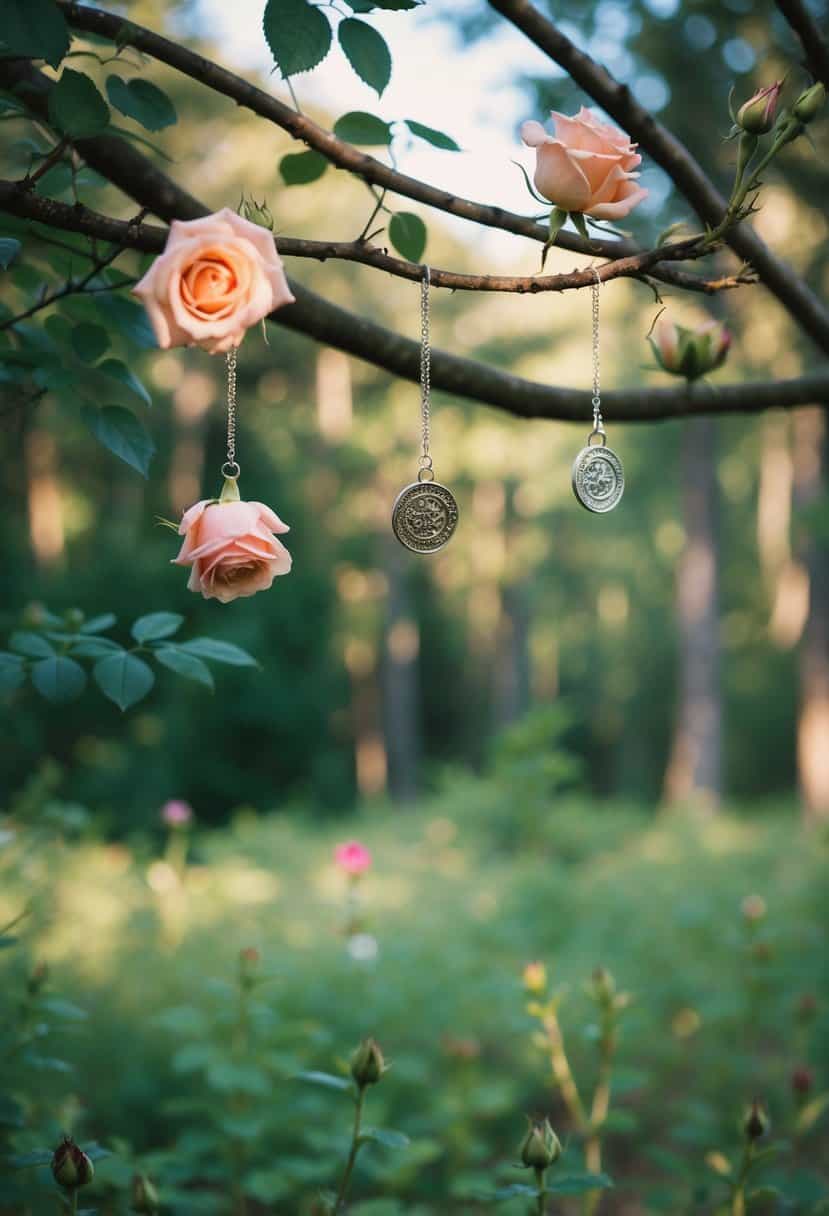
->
(731, 1143), (754, 1216)
(69, 1189), (78, 1216)
(535, 1166), (547, 1215)
(335, 1088), (367, 1213)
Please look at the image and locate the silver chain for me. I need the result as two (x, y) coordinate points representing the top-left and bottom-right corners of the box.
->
(590, 270), (603, 434)
(418, 267), (433, 478)
(223, 347), (240, 478)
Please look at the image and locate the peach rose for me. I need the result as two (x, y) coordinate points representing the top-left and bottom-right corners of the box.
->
(521, 107), (648, 219)
(133, 208), (295, 354)
(174, 493), (292, 603)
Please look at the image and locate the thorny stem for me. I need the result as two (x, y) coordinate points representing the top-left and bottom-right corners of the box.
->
(335, 1088), (367, 1213)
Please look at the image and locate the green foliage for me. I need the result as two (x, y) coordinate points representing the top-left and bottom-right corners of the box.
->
(0, 608), (257, 713)
(388, 212), (427, 261)
(280, 149), (329, 185)
(263, 0), (333, 78)
(404, 119), (461, 151)
(334, 111), (393, 145)
(105, 76), (177, 132)
(82, 404), (155, 478)
(338, 19), (393, 97)
(47, 69), (109, 140)
(0, 0), (70, 69)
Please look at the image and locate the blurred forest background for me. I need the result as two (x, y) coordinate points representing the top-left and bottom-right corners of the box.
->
(2, 0), (828, 830)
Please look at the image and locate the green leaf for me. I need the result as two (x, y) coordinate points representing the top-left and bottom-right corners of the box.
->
(280, 149), (329, 185)
(96, 358), (152, 407)
(83, 405), (155, 477)
(0, 237), (21, 268)
(131, 612), (184, 643)
(9, 1148), (54, 1168)
(359, 1127), (410, 1149)
(748, 1187), (784, 1207)
(105, 74), (177, 131)
(0, 0), (70, 69)
(9, 631), (55, 658)
(333, 110), (391, 145)
(31, 656), (87, 703)
(47, 69), (110, 139)
(70, 637), (123, 659)
(154, 647), (215, 690)
(0, 663), (25, 696)
(263, 0), (332, 77)
(492, 1183), (538, 1199)
(40, 997), (88, 1020)
(405, 119), (460, 150)
(294, 1069), (352, 1091)
(93, 652), (155, 711)
(81, 613), (117, 634)
(347, 0), (423, 8)
(338, 19), (391, 97)
(94, 293), (156, 348)
(388, 211), (427, 261)
(546, 1173), (613, 1196)
(70, 322), (109, 364)
(179, 638), (258, 667)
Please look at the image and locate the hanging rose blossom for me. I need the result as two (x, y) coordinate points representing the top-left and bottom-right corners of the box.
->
(174, 485), (292, 603)
(334, 840), (372, 876)
(133, 208), (294, 354)
(521, 107), (647, 219)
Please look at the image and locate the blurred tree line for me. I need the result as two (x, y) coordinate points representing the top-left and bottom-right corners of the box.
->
(1, 0), (827, 828)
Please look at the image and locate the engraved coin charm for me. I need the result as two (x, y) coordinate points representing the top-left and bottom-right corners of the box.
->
(393, 267), (459, 553)
(571, 439), (624, 513)
(392, 477), (459, 553)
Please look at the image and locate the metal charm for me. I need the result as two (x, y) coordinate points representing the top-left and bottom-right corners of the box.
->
(571, 434), (624, 513)
(393, 267), (459, 552)
(392, 475), (459, 553)
(572, 269), (624, 513)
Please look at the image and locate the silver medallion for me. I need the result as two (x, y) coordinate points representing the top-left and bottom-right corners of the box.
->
(392, 478), (459, 553)
(571, 442), (624, 513)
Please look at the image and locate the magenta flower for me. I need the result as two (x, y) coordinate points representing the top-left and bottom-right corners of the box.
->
(334, 840), (372, 876)
(161, 799), (194, 828)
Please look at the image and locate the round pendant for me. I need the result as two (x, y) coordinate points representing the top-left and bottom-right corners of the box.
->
(392, 479), (459, 553)
(571, 443), (624, 513)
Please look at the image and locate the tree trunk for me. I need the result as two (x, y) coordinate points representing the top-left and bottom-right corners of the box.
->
(793, 407), (829, 824)
(663, 417), (722, 811)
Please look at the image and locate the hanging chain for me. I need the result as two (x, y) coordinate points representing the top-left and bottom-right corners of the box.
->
(418, 267), (434, 480)
(590, 269), (604, 436)
(223, 347), (240, 478)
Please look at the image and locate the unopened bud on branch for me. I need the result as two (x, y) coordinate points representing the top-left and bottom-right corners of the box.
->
(793, 82), (826, 124)
(737, 82), (782, 134)
(51, 1138), (94, 1190)
(350, 1037), (385, 1089)
(520, 1118), (562, 1170)
(743, 1098), (770, 1143)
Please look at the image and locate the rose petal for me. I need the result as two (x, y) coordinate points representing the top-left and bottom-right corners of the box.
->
(533, 141), (592, 211)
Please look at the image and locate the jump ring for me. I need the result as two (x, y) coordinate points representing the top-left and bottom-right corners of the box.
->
(417, 467), (435, 482)
(221, 461), (241, 478)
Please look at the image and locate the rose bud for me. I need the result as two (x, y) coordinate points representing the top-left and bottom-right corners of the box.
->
(522, 961), (547, 994)
(591, 966), (616, 1006)
(241, 196), (275, 231)
(791, 1066), (814, 1097)
(520, 1118), (562, 1170)
(650, 317), (731, 381)
(350, 1037), (385, 1089)
(161, 799), (193, 829)
(131, 1173), (159, 1214)
(51, 1137), (95, 1190)
(743, 1098), (770, 1142)
(737, 82), (782, 134)
(793, 82), (826, 124)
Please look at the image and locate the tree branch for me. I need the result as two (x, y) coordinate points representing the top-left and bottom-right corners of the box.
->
(51, 0), (731, 299)
(486, 0), (829, 356)
(0, 180), (745, 297)
(775, 0), (829, 89)
(1, 181), (826, 425)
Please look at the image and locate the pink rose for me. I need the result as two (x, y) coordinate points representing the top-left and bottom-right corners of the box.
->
(133, 207), (295, 354)
(174, 495), (292, 603)
(650, 317), (731, 380)
(521, 107), (648, 219)
(161, 799), (193, 827)
(334, 840), (372, 876)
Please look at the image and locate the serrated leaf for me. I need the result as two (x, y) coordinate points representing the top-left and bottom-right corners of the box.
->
(131, 612), (183, 643)
(294, 1069), (352, 1091)
(388, 211), (426, 261)
(82, 405), (155, 477)
(333, 110), (391, 145)
(9, 631), (55, 658)
(70, 322), (109, 364)
(31, 656), (87, 703)
(359, 1127), (409, 1149)
(48, 69), (109, 139)
(0, 0), (70, 69)
(338, 19), (391, 97)
(93, 652), (155, 711)
(105, 74), (177, 131)
(179, 638), (258, 667)
(405, 119), (460, 150)
(96, 358), (152, 407)
(263, 0), (332, 77)
(155, 647), (214, 690)
(0, 237), (21, 269)
(280, 149), (329, 185)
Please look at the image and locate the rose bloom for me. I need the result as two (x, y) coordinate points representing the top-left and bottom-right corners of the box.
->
(335, 840), (372, 876)
(133, 208), (295, 354)
(174, 496), (291, 603)
(161, 799), (193, 827)
(521, 107), (647, 219)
